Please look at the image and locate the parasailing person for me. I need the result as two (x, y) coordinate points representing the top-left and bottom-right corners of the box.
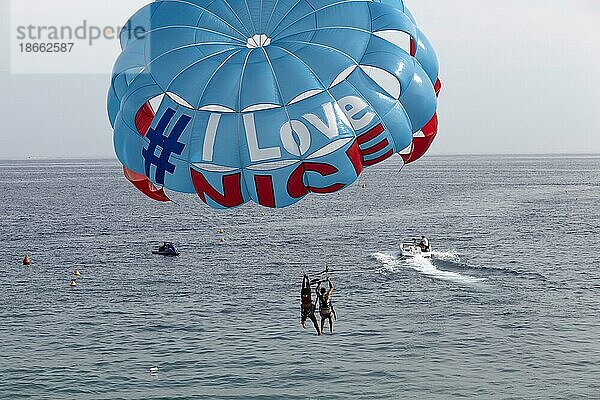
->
(300, 274), (320, 335)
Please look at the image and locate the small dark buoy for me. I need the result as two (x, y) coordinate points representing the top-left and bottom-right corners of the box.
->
(217, 229), (225, 234)
(23, 255), (31, 266)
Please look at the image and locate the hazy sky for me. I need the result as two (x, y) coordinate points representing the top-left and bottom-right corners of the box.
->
(0, 0), (598, 159)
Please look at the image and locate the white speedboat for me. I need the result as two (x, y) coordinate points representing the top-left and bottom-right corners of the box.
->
(400, 242), (432, 258)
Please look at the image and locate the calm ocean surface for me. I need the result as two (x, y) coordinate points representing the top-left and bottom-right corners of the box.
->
(0, 155), (598, 399)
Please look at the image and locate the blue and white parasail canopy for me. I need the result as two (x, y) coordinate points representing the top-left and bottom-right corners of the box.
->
(108, 0), (441, 209)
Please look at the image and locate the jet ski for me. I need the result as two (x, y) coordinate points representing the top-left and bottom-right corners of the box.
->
(153, 242), (180, 256)
(400, 242), (432, 258)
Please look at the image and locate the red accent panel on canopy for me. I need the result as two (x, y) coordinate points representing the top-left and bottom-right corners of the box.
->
(434, 79), (442, 97)
(123, 167), (170, 202)
(403, 113), (438, 164)
(135, 102), (155, 137)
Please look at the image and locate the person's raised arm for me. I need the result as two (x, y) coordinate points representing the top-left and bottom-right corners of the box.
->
(327, 278), (334, 297)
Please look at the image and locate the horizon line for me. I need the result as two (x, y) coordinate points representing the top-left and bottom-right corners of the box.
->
(1, 152), (599, 162)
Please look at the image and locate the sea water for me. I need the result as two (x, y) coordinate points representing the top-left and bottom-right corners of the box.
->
(0, 155), (598, 399)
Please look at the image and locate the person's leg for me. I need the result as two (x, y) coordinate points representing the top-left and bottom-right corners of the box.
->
(310, 314), (320, 335)
(301, 312), (307, 329)
(320, 316), (326, 334)
(328, 315), (334, 333)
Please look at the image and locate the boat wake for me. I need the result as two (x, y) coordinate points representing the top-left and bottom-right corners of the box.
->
(453, 264), (548, 281)
(372, 251), (487, 285)
(429, 251), (548, 281)
(429, 250), (461, 262)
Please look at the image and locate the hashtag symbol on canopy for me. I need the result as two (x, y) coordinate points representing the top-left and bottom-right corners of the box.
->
(142, 108), (190, 185)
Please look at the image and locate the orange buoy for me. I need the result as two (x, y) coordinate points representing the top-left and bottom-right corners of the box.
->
(23, 255), (31, 266)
